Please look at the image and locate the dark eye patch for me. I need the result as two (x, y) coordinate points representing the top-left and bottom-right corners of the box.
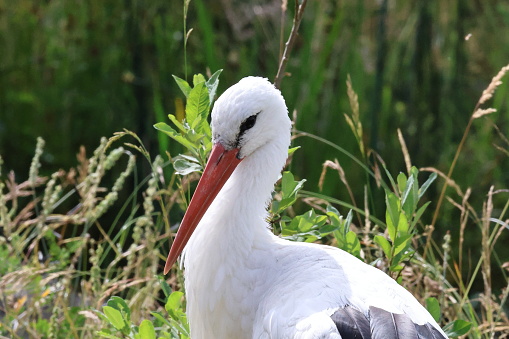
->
(239, 113), (258, 136)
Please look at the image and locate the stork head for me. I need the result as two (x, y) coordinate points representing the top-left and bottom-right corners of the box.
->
(211, 76), (290, 159)
(164, 77), (290, 274)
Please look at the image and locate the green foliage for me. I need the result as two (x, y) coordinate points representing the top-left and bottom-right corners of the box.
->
(96, 287), (189, 339)
(426, 297), (441, 323)
(271, 171), (307, 214)
(2, 1), (509, 337)
(443, 319), (472, 338)
(154, 70), (222, 169)
(373, 167), (436, 276)
(328, 207), (361, 259)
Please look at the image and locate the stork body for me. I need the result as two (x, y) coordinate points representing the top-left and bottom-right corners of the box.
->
(164, 77), (447, 339)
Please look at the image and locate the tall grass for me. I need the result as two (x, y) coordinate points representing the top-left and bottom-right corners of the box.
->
(1, 1), (509, 338)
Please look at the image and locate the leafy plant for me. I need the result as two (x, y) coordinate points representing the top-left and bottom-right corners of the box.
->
(96, 289), (189, 339)
(374, 167), (436, 277)
(154, 70), (222, 170)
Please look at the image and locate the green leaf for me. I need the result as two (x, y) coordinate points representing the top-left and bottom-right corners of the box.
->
(389, 263), (404, 272)
(186, 81), (210, 129)
(443, 319), (472, 337)
(102, 306), (126, 331)
(326, 206), (342, 227)
(173, 154), (202, 175)
(425, 297), (441, 323)
(154, 122), (198, 156)
(95, 331), (122, 339)
(397, 172), (407, 194)
(374, 235), (392, 259)
(206, 69), (223, 103)
(410, 166), (419, 177)
(158, 276), (173, 299)
(401, 174), (415, 211)
(385, 207), (396, 241)
(276, 172), (306, 212)
(393, 233), (412, 256)
(165, 291), (185, 314)
(410, 201), (431, 230)
(167, 114), (187, 133)
(172, 75), (192, 98)
(382, 163), (397, 193)
(139, 320), (156, 339)
(151, 312), (172, 327)
(288, 146), (301, 155)
(397, 211), (409, 236)
(345, 231), (361, 257)
(193, 73), (206, 86)
(107, 296), (131, 323)
(419, 172), (437, 198)
(342, 209), (353, 238)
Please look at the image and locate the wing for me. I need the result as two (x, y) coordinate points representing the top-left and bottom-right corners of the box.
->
(253, 240), (449, 339)
(331, 305), (371, 338)
(329, 305), (448, 339)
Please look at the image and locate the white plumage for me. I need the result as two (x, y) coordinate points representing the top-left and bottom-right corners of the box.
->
(164, 77), (448, 339)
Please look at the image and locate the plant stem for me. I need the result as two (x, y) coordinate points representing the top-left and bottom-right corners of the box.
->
(274, 0), (308, 89)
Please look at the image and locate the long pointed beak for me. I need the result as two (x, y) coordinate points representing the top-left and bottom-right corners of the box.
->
(163, 143), (242, 274)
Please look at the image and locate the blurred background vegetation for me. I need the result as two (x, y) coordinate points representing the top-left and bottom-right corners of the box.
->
(3, 0), (509, 260)
(1, 0), (509, 336)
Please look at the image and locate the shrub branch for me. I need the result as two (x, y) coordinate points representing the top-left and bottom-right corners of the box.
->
(274, 0), (308, 89)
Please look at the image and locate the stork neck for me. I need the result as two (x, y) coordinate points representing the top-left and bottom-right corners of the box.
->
(202, 140), (289, 250)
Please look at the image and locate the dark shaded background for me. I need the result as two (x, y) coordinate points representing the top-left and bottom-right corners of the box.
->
(1, 0), (508, 288)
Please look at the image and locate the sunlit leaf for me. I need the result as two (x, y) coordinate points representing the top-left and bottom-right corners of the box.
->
(107, 296), (131, 323)
(165, 291), (185, 315)
(374, 235), (392, 259)
(186, 81), (209, 129)
(419, 172), (437, 198)
(443, 319), (472, 337)
(426, 297), (441, 322)
(153, 122), (198, 156)
(393, 233), (412, 256)
(193, 73), (206, 86)
(172, 75), (192, 98)
(345, 231), (361, 258)
(95, 330), (122, 339)
(173, 154), (202, 175)
(397, 172), (407, 194)
(138, 320), (156, 339)
(206, 69), (223, 103)
(288, 146), (301, 155)
(157, 276), (173, 299)
(277, 171), (306, 212)
(102, 306), (126, 331)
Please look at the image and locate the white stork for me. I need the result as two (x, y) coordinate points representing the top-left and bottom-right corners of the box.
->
(164, 77), (448, 339)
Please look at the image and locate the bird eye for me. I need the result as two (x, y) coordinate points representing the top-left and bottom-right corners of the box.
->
(239, 114), (258, 135)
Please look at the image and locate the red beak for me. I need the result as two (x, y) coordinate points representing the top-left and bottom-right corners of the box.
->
(163, 143), (242, 274)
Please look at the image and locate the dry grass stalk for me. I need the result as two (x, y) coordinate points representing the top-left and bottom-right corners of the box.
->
(344, 75), (365, 157)
(318, 159), (362, 227)
(397, 128), (412, 174)
(459, 188), (471, 271)
(363, 185), (373, 247)
(472, 107), (497, 119)
(479, 64), (509, 105)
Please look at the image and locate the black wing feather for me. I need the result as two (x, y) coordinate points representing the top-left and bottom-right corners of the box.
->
(369, 306), (398, 339)
(331, 305), (447, 339)
(415, 323), (447, 339)
(369, 306), (421, 338)
(393, 313), (419, 338)
(331, 306), (371, 339)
